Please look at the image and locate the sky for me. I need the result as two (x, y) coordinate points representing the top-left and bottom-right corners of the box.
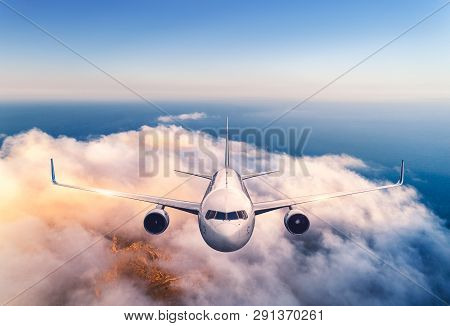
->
(0, 1), (449, 306)
(1, 0), (449, 101)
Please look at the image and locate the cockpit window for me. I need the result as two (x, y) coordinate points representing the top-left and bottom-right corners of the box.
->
(238, 211), (248, 220)
(205, 210), (248, 220)
(215, 212), (226, 220)
(227, 212), (239, 220)
(205, 210), (216, 220)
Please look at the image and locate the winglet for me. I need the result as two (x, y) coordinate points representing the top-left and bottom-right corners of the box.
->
(398, 160), (405, 185)
(50, 158), (57, 184)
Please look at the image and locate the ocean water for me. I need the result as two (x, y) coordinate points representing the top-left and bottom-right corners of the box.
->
(0, 100), (449, 225)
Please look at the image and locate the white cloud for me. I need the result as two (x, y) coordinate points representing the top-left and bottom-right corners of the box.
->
(0, 127), (448, 305)
(157, 112), (207, 123)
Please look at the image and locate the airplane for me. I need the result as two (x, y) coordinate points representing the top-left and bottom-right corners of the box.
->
(50, 118), (405, 252)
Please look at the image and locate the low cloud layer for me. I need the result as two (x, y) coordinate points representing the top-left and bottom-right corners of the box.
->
(0, 127), (449, 305)
(157, 112), (207, 123)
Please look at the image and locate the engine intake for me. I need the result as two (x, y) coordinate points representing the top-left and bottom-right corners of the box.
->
(284, 210), (310, 235)
(143, 208), (169, 235)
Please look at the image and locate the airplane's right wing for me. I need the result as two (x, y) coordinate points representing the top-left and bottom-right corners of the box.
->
(254, 161), (404, 215)
(50, 159), (200, 214)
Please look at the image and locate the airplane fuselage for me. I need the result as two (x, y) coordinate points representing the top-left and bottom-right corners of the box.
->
(198, 168), (255, 252)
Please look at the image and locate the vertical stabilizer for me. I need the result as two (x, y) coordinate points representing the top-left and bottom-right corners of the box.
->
(225, 116), (230, 168)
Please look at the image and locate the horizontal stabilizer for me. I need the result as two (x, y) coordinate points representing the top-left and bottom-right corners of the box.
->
(174, 170), (212, 180)
(242, 170), (279, 180)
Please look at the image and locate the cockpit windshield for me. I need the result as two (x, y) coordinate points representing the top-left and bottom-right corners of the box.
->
(205, 210), (248, 220)
(216, 212), (226, 220)
(227, 212), (239, 220)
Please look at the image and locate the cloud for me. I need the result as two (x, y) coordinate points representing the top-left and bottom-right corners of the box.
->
(0, 127), (449, 305)
(157, 112), (207, 123)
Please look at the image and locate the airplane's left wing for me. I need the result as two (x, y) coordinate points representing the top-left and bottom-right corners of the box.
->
(254, 161), (404, 215)
(50, 159), (200, 214)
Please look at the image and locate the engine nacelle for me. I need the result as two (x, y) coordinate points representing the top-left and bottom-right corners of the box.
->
(143, 208), (170, 235)
(284, 210), (310, 235)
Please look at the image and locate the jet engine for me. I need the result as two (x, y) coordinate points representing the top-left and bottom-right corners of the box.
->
(143, 207), (170, 235)
(284, 209), (310, 235)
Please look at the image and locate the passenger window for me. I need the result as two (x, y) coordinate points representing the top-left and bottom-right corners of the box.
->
(216, 212), (226, 220)
(205, 210), (216, 220)
(227, 212), (239, 220)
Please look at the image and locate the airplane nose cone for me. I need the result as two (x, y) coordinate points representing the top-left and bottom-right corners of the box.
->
(215, 222), (241, 237)
(202, 221), (246, 252)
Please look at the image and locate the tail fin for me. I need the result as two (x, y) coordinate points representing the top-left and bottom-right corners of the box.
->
(225, 116), (230, 168)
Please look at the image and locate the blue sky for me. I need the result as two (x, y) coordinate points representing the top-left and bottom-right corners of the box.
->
(1, 0), (449, 101)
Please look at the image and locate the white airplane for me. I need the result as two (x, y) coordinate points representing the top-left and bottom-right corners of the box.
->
(50, 119), (404, 252)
